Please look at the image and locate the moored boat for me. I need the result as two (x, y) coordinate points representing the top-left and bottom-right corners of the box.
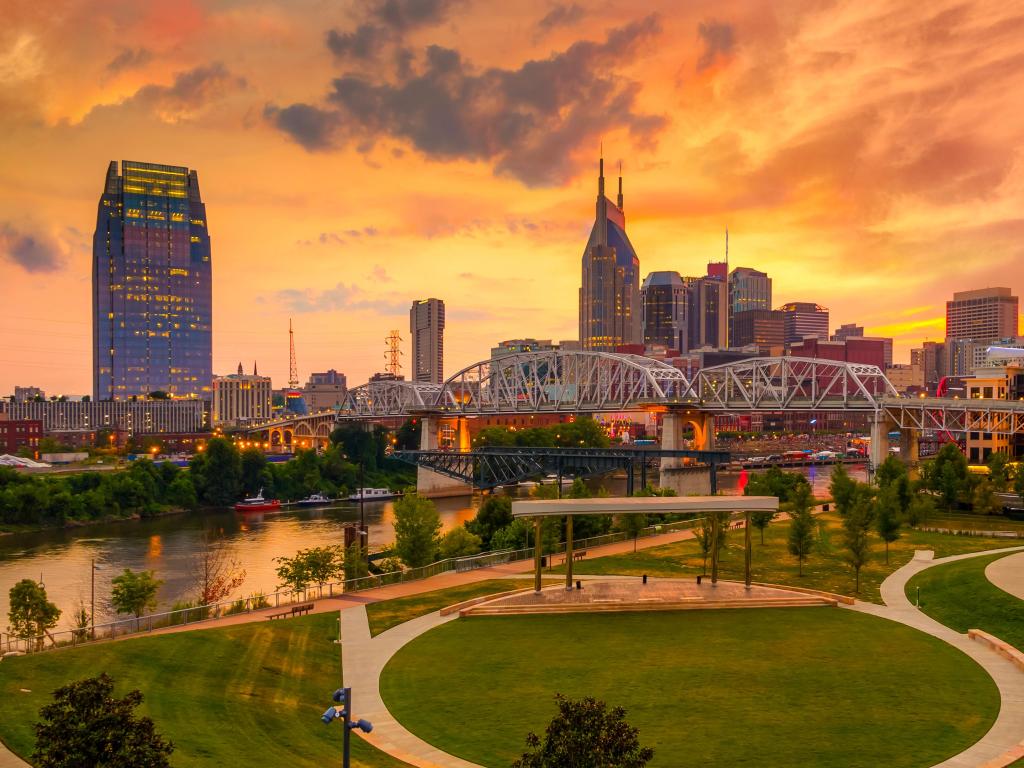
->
(347, 487), (401, 501)
(234, 489), (281, 512)
(295, 492), (332, 506)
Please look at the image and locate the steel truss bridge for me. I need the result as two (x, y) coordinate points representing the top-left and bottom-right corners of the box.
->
(394, 446), (732, 493)
(243, 351), (1017, 439)
(341, 353), (898, 419)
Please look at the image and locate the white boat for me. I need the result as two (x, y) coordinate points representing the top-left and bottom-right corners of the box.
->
(295, 492), (332, 507)
(348, 487), (401, 501)
(543, 474), (573, 485)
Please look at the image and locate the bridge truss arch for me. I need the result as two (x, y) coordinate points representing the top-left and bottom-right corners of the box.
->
(696, 357), (899, 411)
(436, 350), (698, 415)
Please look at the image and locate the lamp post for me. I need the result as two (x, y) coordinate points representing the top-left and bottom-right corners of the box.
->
(321, 687), (373, 768)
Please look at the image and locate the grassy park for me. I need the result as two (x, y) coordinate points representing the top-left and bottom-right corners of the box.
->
(907, 550), (1024, 650)
(0, 613), (406, 768)
(366, 578), (551, 636)
(381, 608), (998, 768)
(558, 512), (1023, 603)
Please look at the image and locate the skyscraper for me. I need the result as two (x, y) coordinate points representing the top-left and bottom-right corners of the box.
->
(579, 157), (641, 351)
(686, 277), (728, 350)
(410, 298), (445, 383)
(946, 288), (1018, 340)
(641, 271), (686, 351)
(727, 267), (772, 346)
(777, 302), (829, 346)
(93, 160), (212, 400)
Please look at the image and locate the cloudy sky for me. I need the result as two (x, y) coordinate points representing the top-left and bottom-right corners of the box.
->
(2, 0), (1023, 394)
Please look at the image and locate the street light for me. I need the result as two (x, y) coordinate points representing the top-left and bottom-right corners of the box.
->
(321, 688), (372, 768)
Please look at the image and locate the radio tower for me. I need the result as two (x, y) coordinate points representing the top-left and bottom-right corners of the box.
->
(385, 330), (403, 377)
(288, 318), (299, 389)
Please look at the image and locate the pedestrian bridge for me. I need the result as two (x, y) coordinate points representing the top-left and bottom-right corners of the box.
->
(339, 352), (899, 418)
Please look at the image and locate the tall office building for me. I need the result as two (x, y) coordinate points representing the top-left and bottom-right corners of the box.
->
(686, 277), (728, 350)
(304, 369), (348, 411)
(410, 298), (445, 383)
(778, 302), (829, 346)
(579, 157), (641, 351)
(731, 309), (785, 353)
(641, 271), (686, 351)
(213, 363), (272, 425)
(93, 160), (212, 400)
(832, 323), (864, 341)
(727, 267), (772, 346)
(946, 287), (1018, 340)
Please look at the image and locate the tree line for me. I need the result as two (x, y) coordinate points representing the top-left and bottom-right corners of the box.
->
(0, 432), (414, 528)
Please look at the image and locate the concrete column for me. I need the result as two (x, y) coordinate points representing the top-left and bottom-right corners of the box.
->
(457, 417), (471, 452)
(869, 414), (890, 473)
(660, 412), (684, 470)
(416, 415), (472, 498)
(899, 428), (919, 467)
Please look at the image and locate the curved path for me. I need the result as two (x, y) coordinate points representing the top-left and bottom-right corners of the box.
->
(845, 546), (1024, 768)
(986, 551), (1024, 601)
(347, 546), (1024, 768)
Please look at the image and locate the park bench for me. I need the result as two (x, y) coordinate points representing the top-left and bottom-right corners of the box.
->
(557, 551), (588, 565)
(267, 603), (315, 620)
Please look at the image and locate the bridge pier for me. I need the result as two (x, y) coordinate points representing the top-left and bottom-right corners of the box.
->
(659, 411), (715, 494)
(415, 415), (473, 498)
(869, 414), (893, 474)
(899, 428), (920, 467)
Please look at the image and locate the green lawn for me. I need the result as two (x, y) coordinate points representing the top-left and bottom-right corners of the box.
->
(381, 609), (998, 768)
(366, 579), (542, 637)
(0, 614), (407, 768)
(560, 513), (1023, 603)
(906, 551), (1024, 651)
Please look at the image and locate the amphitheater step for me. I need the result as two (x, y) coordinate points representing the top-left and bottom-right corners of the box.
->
(461, 596), (835, 617)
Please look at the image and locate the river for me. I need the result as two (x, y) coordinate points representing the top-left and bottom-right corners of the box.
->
(0, 463), (866, 628)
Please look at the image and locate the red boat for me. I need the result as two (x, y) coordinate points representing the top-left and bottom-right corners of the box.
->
(234, 489), (281, 512)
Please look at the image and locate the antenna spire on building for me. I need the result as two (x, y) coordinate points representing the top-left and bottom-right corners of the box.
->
(237, 362), (243, 376)
(253, 360), (258, 376)
(288, 319), (299, 389)
(617, 160), (623, 210)
(385, 330), (403, 377)
(598, 143), (605, 197)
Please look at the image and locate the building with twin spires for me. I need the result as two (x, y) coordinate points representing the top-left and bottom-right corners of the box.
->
(579, 157), (641, 351)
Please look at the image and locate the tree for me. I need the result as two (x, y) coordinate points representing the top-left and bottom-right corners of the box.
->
(874, 485), (902, 564)
(615, 513), (647, 552)
(786, 483), (815, 576)
(927, 442), (970, 511)
(110, 569), (162, 619)
(393, 493), (441, 567)
(7, 579), (61, 648)
(198, 438), (242, 506)
(490, 518), (532, 551)
(465, 494), (513, 548)
(906, 493), (936, 526)
(165, 473), (197, 510)
(829, 462), (857, 515)
(189, 534), (246, 606)
(513, 694), (654, 768)
(972, 479), (1002, 516)
(32, 673), (173, 768)
(439, 527), (482, 559)
(343, 541), (369, 581)
(693, 513), (727, 575)
(876, 455), (911, 514)
(274, 546), (343, 593)
(842, 497), (873, 593)
(750, 510), (777, 545)
(240, 448), (268, 495)
(987, 452), (1011, 492)
(1015, 464), (1024, 509)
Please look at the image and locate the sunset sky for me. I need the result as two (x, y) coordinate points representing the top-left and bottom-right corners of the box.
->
(2, 0), (1023, 395)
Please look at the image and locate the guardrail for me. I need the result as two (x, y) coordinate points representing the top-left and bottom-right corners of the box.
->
(0, 512), (727, 656)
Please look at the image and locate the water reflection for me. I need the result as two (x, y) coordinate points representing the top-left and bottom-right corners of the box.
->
(0, 464), (864, 628)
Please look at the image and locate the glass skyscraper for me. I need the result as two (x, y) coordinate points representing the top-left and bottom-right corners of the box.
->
(92, 160), (212, 400)
(579, 157), (641, 351)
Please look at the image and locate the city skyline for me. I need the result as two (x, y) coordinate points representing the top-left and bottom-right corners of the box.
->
(3, 0), (1024, 394)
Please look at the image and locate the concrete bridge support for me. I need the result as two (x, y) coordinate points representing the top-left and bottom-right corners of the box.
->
(415, 415), (473, 498)
(659, 410), (715, 494)
(869, 414), (893, 474)
(899, 428), (920, 468)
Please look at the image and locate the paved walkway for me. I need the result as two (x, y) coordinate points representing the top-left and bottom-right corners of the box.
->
(986, 551), (1024, 601)
(844, 545), (1024, 768)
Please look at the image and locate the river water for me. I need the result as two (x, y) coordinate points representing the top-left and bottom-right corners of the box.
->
(0, 463), (865, 628)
